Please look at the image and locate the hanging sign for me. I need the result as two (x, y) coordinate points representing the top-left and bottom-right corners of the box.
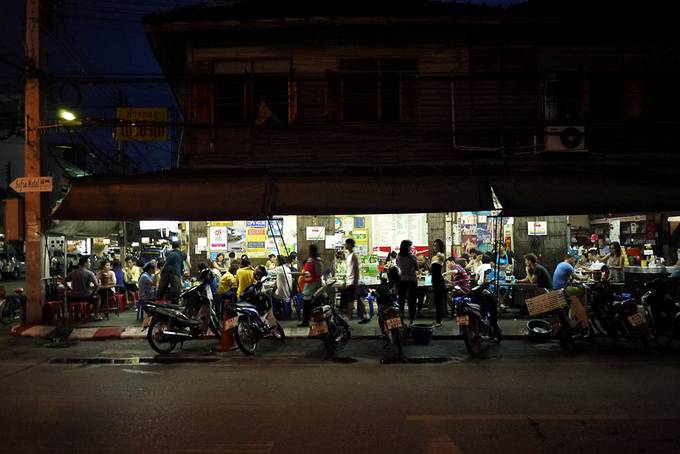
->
(306, 226), (325, 241)
(528, 221), (548, 236)
(115, 108), (168, 141)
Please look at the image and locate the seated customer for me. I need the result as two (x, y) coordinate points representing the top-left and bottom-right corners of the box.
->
(517, 253), (552, 290)
(137, 262), (156, 320)
(65, 257), (99, 316)
(96, 259), (117, 320)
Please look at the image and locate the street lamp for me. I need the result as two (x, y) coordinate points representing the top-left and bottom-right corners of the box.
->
(59, 109), (77, 122)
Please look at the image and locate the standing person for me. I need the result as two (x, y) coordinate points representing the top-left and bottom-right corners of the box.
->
(298, 244), (324, 327)
(208, 259), (222, 281)
(137, 262), (156, 321)
(340, 238), (369, 323)
(157, 242), (185, 302)
(96, 259), (117, 320)
(65, 256), (99, 318)
(235, 258), (255, 298)
(601, 241), (625, 283)
(214, 253), (227, 273)
(430, 239), (447, 327)
(396, 239), (419, 324)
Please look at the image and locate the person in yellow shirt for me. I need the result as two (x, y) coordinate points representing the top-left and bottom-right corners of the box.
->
(235, 258), (255, 298)
(218, 265), (238, 295)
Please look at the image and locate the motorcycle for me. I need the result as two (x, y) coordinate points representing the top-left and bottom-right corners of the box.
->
(538, 286), (590, 353)
(0, 288), (25, 325)
(454, 281), (502, 357)
(588, 279), (649, 351)
(640, 277), (680, 341)
(372, 283), (404, 357)
(309, 279), (351, 356)
(228, 277), (286, 356)
(143, 269), (222, 354)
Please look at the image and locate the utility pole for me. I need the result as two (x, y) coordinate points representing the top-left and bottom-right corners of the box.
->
(116, 90), (128, 260)
(24, 0), (47, 323)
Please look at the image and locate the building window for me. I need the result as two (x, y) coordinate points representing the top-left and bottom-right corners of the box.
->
(214, 59), (291, 124)
(590, 74), (624, 122)
(543, 73), (580, 122)
(338, 58), (417, 122)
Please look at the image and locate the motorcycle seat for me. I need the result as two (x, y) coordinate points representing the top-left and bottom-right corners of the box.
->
(467, 303), (481, 311)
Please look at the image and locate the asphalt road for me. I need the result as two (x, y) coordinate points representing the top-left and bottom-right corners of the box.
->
(1, 336), (680, 453)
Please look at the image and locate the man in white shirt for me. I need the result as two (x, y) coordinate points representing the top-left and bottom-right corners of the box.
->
(476, 254), (493, 286)
(272, 255), (293, 302)
(339, 238), (370, 323)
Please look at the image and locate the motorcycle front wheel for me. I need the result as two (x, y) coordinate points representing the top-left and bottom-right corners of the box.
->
(323, 334), (337, 356)
(558, 317), (576, 353)
(463, 317), (483, 357)
(234, 316), (258, 355)
(147, 319), (177, 354)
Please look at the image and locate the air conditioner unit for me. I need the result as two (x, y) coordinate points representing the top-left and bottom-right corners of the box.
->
(544, 126), (587, 152)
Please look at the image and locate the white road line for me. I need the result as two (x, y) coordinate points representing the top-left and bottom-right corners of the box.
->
(121, 368), (161, 375)
(409, 414), (680, 422)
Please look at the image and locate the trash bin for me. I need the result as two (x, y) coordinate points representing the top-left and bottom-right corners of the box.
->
(411, 322), (434, 345)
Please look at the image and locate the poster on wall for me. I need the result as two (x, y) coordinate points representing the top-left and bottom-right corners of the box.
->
(306, 226), (326, 241)
(209, 226), (227, 250)
(246, 222), (267, 258)
(610, 220), (621, 243)
(325, 234), (343, 250)
(227, 222), (247, 253)
(528, 221), (548, 236)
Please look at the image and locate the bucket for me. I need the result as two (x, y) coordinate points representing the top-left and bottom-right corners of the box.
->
(411, 322), (434, 345)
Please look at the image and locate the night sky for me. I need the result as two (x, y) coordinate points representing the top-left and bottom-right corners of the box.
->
(0, 0), (525, 172)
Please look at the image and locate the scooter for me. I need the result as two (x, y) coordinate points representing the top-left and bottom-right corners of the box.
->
(144, 269), (222, 354)
(454, 281), (502, 357)
(372, 282), (404, 357)
(588, 279), (649, 351)
(640, 277), (680, 341)
(309, 278), (351, 356)
(228, 277), (285, 356)
(0, 288), (25, 325)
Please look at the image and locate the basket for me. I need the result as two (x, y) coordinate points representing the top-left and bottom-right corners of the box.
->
(525, 291), (568, 316)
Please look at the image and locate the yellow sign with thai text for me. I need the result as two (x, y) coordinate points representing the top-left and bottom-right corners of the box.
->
(116, 108), (168, 141)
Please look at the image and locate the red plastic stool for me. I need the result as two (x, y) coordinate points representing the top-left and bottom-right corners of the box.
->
(115, 293), (126, 312)
(68, 302), (90, 322)
(43, 301), (64, 323)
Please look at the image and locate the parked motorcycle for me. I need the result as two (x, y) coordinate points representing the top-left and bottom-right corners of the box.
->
(228, 276), (286, 355)
(372, 282), (403, 357)
(640, 277), (680, 341)
(0, 288), (25, 325)
(588, 280), (649, 351)
(454, 281), (502, 357)
(144, 269), (222, 354)
(309, 279), (351, 356)
(538, 287), (590, 353)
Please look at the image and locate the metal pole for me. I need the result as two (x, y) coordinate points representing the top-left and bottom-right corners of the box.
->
(24, 0), (46, 323)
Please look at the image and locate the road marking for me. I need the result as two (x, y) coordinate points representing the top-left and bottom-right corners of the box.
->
(121, 368), (161, 375)
(409, 414), (680, 422)
(425, 434), (463, 454)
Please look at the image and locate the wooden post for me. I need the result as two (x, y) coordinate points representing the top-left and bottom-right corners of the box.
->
(24, 0), (46, 323)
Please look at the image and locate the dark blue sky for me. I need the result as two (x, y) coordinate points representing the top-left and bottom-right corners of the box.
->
(1, 0), (525, 172)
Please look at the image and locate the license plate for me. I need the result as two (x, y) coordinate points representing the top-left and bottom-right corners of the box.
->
(224, 317), (238, 330)
(142, 315), (152, 328)
(385, 317), (402, 330)
(309, 321), (328, 336)
(628, 312), (646, 327)
(457, 315), (469, 326)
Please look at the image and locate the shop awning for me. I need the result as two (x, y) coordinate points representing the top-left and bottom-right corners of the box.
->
(47, 220), (122, 238)
(492, 175), (680, 216)
(52, 171), (495, 220)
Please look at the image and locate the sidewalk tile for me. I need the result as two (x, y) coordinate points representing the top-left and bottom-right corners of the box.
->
(68, 328), (99, 341)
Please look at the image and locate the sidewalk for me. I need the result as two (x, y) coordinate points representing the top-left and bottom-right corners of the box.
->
(8, 308), (531, 341)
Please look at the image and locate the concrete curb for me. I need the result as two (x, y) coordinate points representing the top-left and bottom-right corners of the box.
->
(10, 323), (530, 341)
